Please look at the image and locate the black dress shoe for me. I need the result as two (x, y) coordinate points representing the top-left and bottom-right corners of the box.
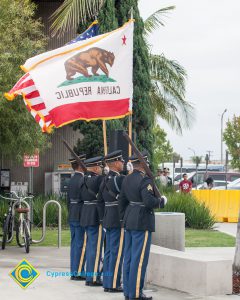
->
(140, 294), (152, 300)
(130, 295), (152, 300)
(86, 281), (103, 287)
(104, 288), (110, 292)
(108, 287), (123, 293)
(70, 276), (85, 281)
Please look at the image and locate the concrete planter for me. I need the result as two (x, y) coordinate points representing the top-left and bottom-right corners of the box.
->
(152, 212), (185, 251)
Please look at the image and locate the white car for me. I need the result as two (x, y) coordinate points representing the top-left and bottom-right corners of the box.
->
(212, 178), (240, 190)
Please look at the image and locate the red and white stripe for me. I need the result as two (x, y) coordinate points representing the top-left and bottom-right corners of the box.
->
(5, 73), (54, 132)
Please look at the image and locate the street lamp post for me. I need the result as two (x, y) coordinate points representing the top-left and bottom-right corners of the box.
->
(221, 109), (227, 164)
(188, 147), (197, 188)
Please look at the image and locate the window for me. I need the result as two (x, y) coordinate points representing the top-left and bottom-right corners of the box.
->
(230, 175), (240, 182)
(211, 174), (226, 181)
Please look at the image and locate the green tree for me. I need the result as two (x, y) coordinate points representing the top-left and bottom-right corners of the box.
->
(152, 124), (173, 168)
(223, 115), (240, 170)
(73, 121), (104, 157)
(0, 0), (49, 160)
(172, 152), (181, 163)
(115, 0), (154, 158)
(192, 156), (202, 167)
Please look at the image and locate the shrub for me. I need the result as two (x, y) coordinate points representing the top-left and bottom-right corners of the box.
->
(32, 195), (68, 228)
(158, 192), (216, 229)
(0, 199), (9, 226)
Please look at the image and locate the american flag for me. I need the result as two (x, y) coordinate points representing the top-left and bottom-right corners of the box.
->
(5, 21), (99, 133)
(66, 20), (99, 45)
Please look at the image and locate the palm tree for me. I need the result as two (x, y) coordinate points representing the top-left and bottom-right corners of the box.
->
(149, 54), (194, 133)
(144, 8), (194, 133)
(50, 0), (105, 36)
(50, 1), (194, 133)
(192, 156), (202, 167)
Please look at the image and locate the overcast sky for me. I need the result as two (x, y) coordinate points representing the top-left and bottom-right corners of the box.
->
(138, 0), (240, 161)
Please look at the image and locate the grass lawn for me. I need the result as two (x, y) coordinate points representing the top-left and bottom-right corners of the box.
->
(185, 229), (235, 247)
(7, 228), (71, 247)
(4, 228), (236, 248)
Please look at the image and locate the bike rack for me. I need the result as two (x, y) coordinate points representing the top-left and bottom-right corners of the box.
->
(32, 200), (62, 248)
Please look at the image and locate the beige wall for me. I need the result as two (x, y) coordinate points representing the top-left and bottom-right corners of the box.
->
(1, 126), (83, 194)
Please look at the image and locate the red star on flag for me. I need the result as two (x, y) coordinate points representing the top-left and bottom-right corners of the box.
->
(122, 35), (127, 45)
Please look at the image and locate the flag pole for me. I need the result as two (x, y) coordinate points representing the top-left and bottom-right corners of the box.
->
(128, 114), (132, 157)
(102, 120), (108, 155)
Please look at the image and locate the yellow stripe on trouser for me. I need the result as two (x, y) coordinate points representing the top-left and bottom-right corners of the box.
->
(136, 231), (149, 298)
(93, 224), (102, 282)
(112, 228), (125, 288)
(78, 232), (87, 274)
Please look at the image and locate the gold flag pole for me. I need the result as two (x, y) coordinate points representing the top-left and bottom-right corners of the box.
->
(128, 114), (132, 157)
(102, 120), (108, 155)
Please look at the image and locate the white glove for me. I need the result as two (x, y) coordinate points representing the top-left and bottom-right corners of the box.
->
(161, 195), (168, 206)
(127, 162), (133, 173)
(103, 165), (110, 175)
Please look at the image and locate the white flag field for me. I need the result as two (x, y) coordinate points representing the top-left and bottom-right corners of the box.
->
(5, 20), (134, 133)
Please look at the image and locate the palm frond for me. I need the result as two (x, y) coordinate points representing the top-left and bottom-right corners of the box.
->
(150, 54), (195, 133)
(50, 0), (105, 36)
(150, 83), (182, 133)
(144, 6), (175, 36)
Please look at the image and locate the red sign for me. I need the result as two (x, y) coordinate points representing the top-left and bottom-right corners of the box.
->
(24, 153), (39, 167)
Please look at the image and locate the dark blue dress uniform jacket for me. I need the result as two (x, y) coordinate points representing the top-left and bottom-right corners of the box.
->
(67, 172), (84, 222)
(98, 170), (125, 229)
(119, 169), (161, 232)
(80, 171), (104, 227)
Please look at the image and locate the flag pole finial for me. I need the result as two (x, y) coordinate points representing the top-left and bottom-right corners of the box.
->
(129, 7), (133, 20)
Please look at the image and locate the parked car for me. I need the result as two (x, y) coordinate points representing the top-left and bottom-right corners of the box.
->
(189, 171), (240, 188)
(212, 178), (240, 190)
(195, 180), (230, 190)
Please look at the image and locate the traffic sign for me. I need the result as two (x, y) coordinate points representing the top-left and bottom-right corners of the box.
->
(24, 153), (39, 167)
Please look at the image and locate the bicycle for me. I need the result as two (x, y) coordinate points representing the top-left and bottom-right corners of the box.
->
(0, 191), (33, 253)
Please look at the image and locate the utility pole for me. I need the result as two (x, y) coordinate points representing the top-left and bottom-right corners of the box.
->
(221, 109), (227, 164)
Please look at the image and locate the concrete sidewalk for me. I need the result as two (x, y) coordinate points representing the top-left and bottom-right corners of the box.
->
(215, 223), (238, 237)
(0, 246), (239, 300)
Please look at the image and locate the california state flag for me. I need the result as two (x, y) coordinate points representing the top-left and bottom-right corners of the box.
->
(5, 20), (134, 133)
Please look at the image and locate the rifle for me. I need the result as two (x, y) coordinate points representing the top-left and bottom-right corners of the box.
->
(123, 131), (162, 198)
(62, 138), (87, 173)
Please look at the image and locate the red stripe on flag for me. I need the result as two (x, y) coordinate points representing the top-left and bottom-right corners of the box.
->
(49, 99), (130, 127)
(31, 103), (46, 111)
(19, 79), (35, 89)
(10, 73), (30, 92)
(25, 90), (40, 99)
